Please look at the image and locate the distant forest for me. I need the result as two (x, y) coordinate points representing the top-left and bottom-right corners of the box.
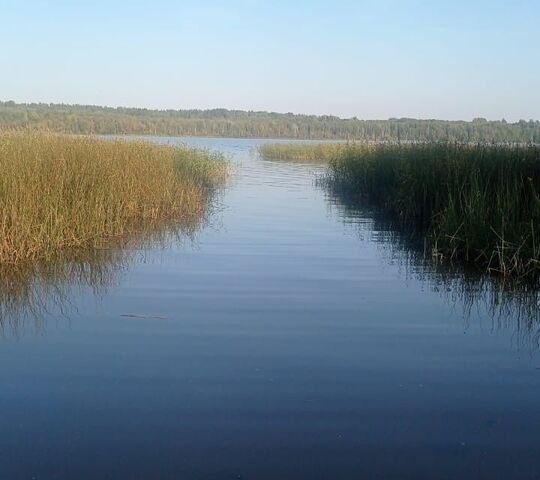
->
(1, 101), (539, 143)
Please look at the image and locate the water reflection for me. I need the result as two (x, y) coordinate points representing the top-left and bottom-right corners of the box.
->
(323, 185), (540, 348)
(0, 249), (127, 335)
(0, 218), (208, 336)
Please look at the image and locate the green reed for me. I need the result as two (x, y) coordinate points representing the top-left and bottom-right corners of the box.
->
(329, 143), (540, 278)
(262, 141), (540, 279)
(258, 142), (349, 162)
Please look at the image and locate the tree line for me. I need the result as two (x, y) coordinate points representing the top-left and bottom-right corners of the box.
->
(1, 101), (539, 143)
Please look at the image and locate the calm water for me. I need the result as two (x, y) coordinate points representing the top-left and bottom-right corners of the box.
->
(1, 137), (540, 479)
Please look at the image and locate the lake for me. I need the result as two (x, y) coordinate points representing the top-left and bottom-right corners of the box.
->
(1, 137), (540, 479)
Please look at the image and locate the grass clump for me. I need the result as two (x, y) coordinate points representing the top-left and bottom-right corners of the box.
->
(0, 131), (227, 264)
(323, 143), (540, 279)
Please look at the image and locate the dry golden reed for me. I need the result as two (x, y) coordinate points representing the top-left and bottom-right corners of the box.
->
(0, 131), (226, 264)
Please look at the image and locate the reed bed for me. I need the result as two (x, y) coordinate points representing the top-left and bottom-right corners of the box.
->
(0, 131), (227, 264)
(258, 142), (348, 162)
(328, 143), (540, 279)
(262, 141), (540, 279)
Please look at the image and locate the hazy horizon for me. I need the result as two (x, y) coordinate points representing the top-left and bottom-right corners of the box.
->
(2, 0), (539, 122)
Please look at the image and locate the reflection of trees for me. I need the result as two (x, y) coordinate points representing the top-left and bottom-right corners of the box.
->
(323, 186), (540, 349)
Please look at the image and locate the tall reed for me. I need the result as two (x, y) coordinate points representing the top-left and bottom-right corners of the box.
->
(0, 131), (226, 264)
(324, 143), (540, 279)
(258, 142), (349, 162)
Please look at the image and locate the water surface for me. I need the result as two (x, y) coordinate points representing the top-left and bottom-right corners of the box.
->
(1, 137), (540, 480)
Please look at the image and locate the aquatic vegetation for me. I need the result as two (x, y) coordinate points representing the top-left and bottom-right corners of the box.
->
(321, 142), (540, 279)
(269, 141), (540, 279)
(258, 142), (349, 162)
(0, 131), (227, 264)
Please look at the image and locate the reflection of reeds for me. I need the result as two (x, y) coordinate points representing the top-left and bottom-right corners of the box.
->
(324, 188), (540, 349)
(0, 249), (126, 335)
(276, 142), (540, 279)
(0, 131), (227, 264)
(0, 215), (210, 335)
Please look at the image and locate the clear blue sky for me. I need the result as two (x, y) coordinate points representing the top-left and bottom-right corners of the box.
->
(2, 0), (539, 121)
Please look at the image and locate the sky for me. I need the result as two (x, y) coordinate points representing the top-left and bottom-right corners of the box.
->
(1, 0), (539, 121)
